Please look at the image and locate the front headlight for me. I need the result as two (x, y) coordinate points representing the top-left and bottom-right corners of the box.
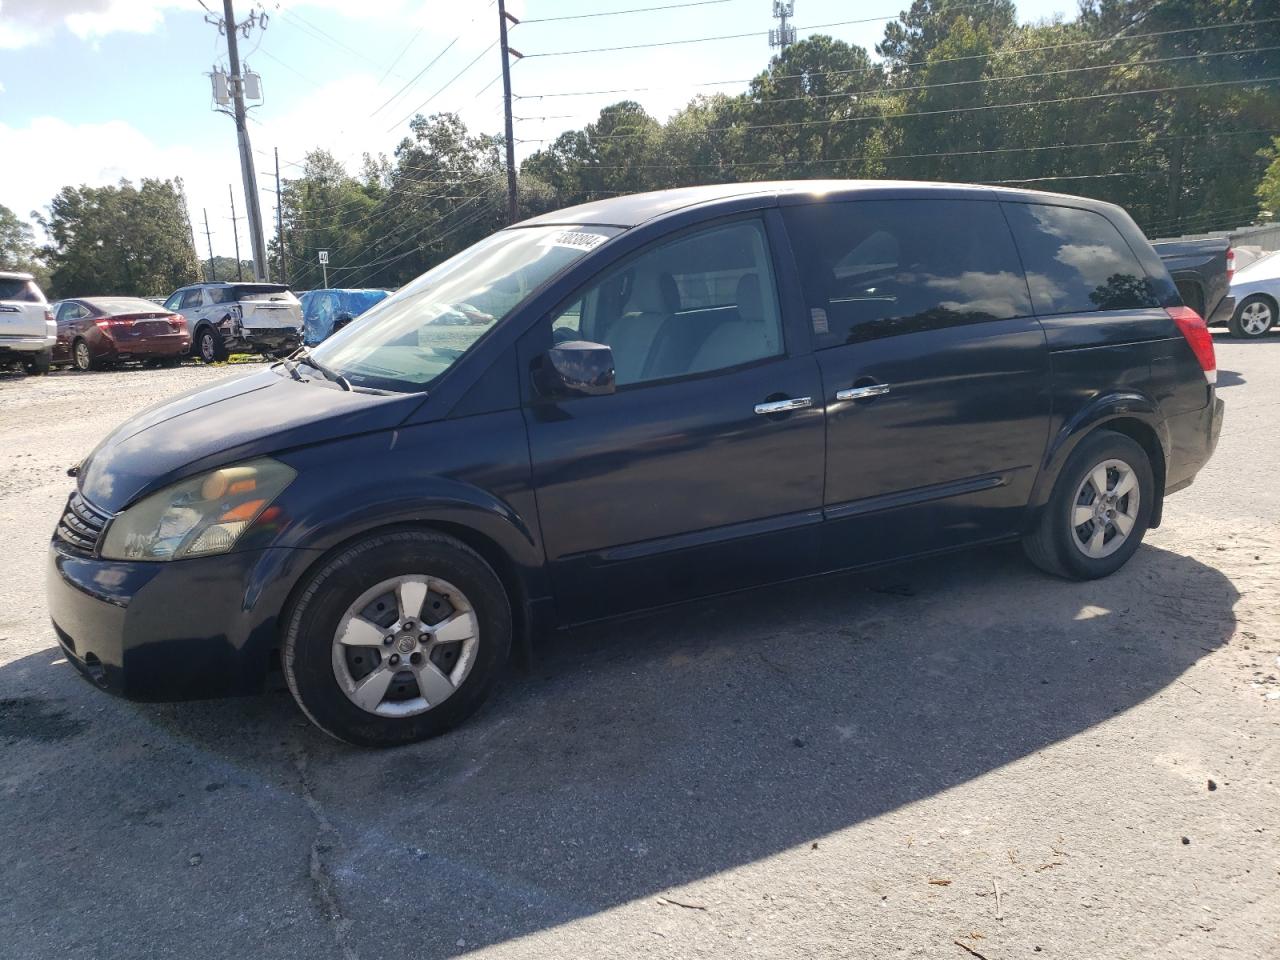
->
(100, 458), (296, 561)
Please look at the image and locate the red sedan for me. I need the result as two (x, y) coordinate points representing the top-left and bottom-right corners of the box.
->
(51, 298), (191, 370)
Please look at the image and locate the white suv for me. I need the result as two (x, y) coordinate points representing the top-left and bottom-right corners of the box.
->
(0, 271), (56, 374)
(162, 281), (303, 363)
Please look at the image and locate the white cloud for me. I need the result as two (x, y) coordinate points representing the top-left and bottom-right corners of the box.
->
(1, 116), (240, 256)
(0, 65), (504, 261)
(0, 0), (187, 48)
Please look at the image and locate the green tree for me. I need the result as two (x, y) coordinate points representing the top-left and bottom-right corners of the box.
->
(37, 179), (200, 298)
(1256, 137), (1280, 217)
(277, 149), (386, 290)
(0, 204), (50, 287)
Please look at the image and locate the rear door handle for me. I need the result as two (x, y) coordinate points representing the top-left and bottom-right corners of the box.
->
(754, 397), (813, 415)
(836, 383), (891, 401)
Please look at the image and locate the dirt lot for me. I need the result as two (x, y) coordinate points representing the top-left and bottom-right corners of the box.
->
(0, 343), (1277, 960)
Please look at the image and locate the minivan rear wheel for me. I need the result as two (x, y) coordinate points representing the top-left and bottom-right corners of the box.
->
(282, 529), (512, 747)
(1023, 430), (1153, 580)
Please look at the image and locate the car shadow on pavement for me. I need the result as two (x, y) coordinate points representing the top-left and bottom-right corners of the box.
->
(0, 542), (1239, 958)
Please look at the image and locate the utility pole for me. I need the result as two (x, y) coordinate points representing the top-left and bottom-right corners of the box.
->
(769, 1), (795, 50)
(497, 0), (521, 224)
(206, 1), (269, 280)
(229, 184), (244, 281)
(274, 146), (287, 286)
(203, 209), (215, 281)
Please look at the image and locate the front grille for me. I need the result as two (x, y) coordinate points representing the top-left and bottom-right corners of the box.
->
(56, 492), (110, 555)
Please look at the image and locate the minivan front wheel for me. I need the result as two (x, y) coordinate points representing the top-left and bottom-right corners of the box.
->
(283, 529), (512, 747)
(1023, 430), (1154, 580)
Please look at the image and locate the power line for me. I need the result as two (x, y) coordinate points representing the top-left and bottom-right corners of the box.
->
(514, 128), (1280, 173)
(521, 0), (732, 23)
(519, 17), (886, 58)
(386, 41), (498, 133)
(515, 16), (1280, 98)
(369, 0), (497, 119)
(517, 76), (1280, 145)
(518, 3), (1031, 59)
(277, 7), (406, 80)
(334, 191), (498, 287)
(509, 43), (1280, 130)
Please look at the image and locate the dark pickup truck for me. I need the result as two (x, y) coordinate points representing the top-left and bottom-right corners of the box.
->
(1152, 237), (1235, 330)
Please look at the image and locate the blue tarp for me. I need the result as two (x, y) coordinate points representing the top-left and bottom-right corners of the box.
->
(300, 288), (392, 345)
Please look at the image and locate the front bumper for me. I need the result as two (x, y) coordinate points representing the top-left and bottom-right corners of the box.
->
(47, 540), (318, 701)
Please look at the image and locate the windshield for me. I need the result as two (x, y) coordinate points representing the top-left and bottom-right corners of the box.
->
(310, 225), (621, 391)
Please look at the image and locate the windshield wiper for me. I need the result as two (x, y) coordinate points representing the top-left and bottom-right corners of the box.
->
(278, 355), (305, 382)
(291, 347), (351, 391)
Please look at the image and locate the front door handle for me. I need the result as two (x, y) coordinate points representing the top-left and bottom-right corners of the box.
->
(836, 383), (891, 401)
(754, 397), (813, 415)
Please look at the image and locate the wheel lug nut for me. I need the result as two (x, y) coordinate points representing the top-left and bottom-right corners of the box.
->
(410, 652), (422, 665)
(389, 654), (400, 666)
(419, 633), (430, 643)
(383, 636), (393, 646)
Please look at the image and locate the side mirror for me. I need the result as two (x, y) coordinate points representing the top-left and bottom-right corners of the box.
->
(533, 340), (615, 399)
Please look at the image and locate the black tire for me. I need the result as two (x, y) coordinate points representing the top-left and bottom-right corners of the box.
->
(1229, 294), (1276, 338)
(283, 529), (512, 747)
(72, 339), (94, 372)
(24, 349), (52, 375)
(1022, 430), (1154, 580)
(194, 326), (226, 363)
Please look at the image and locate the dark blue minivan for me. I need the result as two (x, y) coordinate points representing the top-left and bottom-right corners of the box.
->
(47, 181), (1224, 746)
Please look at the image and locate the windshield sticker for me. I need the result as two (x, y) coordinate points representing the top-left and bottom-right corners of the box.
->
(543, 230), (610, 251)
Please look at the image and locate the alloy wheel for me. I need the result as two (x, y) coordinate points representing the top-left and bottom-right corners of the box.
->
(1070, 458), (1140, 559)
(331, 575), (479, 717)
(1240, 300), (1273, 336)
(74, 341), (91, 371)
(199, 331), (216, 362)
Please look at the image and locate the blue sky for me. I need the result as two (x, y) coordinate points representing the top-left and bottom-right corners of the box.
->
(0, 0), (1075, 257)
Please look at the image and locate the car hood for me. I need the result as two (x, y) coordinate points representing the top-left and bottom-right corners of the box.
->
(78, 368), (423, 513)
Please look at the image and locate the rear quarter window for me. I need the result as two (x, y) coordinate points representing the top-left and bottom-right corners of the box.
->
(1001, 202), (1159, 315)
(781, 198), (1032, 347)
(0, 279), (44, 302)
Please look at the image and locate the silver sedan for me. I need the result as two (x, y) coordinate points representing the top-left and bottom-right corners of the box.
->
(1228, 251), (1280, 337)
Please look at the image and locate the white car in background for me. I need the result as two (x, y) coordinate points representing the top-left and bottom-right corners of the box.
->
(0, 271), (56, 374)
(1228, 251), (1280, 338)
(162, 281), (304, 363)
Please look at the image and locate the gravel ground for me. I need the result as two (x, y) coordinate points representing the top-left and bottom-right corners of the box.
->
(0, 343), (1276, 960)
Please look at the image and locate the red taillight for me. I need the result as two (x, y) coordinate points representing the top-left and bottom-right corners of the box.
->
(1167, 305), (1216, 385)
(168, 313), (186, 331)
(44, 309), (54, 323)
(1226, 247), (1235, 283)
(93, 318), (112, 330)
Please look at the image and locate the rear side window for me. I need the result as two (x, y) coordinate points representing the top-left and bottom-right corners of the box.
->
(1002, 203), (1158, 315)
(0, 279), (43, 302)
(782, 199), (1031, 347)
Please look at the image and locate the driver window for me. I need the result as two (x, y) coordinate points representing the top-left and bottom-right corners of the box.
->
(163, 292), (183, 311)
(548, 219), (784, 387)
